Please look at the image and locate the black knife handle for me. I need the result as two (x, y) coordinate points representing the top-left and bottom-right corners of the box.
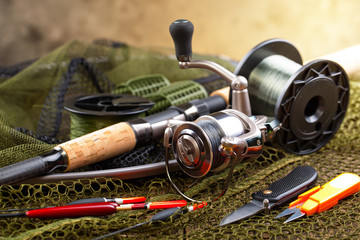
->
(252, 166), (317, 204)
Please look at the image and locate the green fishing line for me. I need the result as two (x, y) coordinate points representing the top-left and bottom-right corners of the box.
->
(238, 39), (349, 155)
(68, 112), (145, 139)
(247, 54), (302, 117)
(64, 93), (152, 139)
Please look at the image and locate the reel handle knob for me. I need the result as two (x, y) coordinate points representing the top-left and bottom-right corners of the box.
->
(169, 19), (194, 62)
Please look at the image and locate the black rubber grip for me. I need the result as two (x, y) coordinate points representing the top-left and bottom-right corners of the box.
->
(252, 166), (318, 204)
(190, 95), (228, 117)
(169, 19), (194, 62)
(0, 156), (47, 185)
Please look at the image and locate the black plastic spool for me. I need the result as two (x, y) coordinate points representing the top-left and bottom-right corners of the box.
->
(234, 39), (350, 155)
(64, 94), (154, 116)
(64, 94), (154, 138)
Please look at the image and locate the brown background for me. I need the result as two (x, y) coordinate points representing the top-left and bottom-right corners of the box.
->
(1, 0), (359, 66)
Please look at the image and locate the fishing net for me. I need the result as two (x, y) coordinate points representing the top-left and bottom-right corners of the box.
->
(0, 39), (359, 239)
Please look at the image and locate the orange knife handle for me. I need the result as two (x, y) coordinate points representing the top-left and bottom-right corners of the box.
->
(302, 173), (360, 215)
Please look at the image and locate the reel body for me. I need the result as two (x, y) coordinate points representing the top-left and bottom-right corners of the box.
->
(164, 109), (279, 202)
(169, 109), (263, 178)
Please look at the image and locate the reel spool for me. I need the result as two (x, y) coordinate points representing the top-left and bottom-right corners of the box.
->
(235, 39), (350, 155)
(64, 94), (154, 138)
(172, 110), (253, 178)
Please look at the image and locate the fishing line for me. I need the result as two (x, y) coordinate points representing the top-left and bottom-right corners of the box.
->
(64, 74), (169, 139)
(247, 55), (302, 116)
(235, 39), (350, 154)
(64, 94), (152, 139)
(68, 113), (134, 139)
(65, 78), (208, 139)
(195, 120), (224, 170)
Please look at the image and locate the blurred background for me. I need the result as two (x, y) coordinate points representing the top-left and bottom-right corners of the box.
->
(1, 0), (359, 66)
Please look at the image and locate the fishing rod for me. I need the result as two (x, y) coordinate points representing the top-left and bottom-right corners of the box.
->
(17, 22), (360, 185)
(15, 19), (251, 186)
(0, 86), (228, 185)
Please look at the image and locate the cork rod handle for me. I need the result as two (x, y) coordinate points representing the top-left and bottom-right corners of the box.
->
(58, 122), (136, 171)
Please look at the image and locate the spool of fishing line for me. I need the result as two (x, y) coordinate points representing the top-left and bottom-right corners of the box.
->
(234, 39), (350, 154)
(64, 80), (208, 139)
(64, 94), (153, 139)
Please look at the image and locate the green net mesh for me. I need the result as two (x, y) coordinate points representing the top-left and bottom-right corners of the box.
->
(0, 39), (359, 239)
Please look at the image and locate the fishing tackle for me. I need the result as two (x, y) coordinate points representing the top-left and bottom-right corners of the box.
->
(64, 94), (154, 139)
(0, 86), (227, 185)
(165, 20), (281, 202)
(164, 19), (351, 201)
(93, 202), (207, 240)
(64, 77), (208, 139)
(235, 39), (349, 154)
(0, 200), (187, 218)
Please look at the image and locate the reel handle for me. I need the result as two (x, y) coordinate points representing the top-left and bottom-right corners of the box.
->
(169, 19), (194, 62)
(169, 19), (251, 116)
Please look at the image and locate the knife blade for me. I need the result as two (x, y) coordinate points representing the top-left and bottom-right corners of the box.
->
(220, 165), (318, 226)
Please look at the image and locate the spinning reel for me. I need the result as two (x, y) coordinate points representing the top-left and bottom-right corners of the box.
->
(165, 19), (349, 202)
(165, 20), (280, 202)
